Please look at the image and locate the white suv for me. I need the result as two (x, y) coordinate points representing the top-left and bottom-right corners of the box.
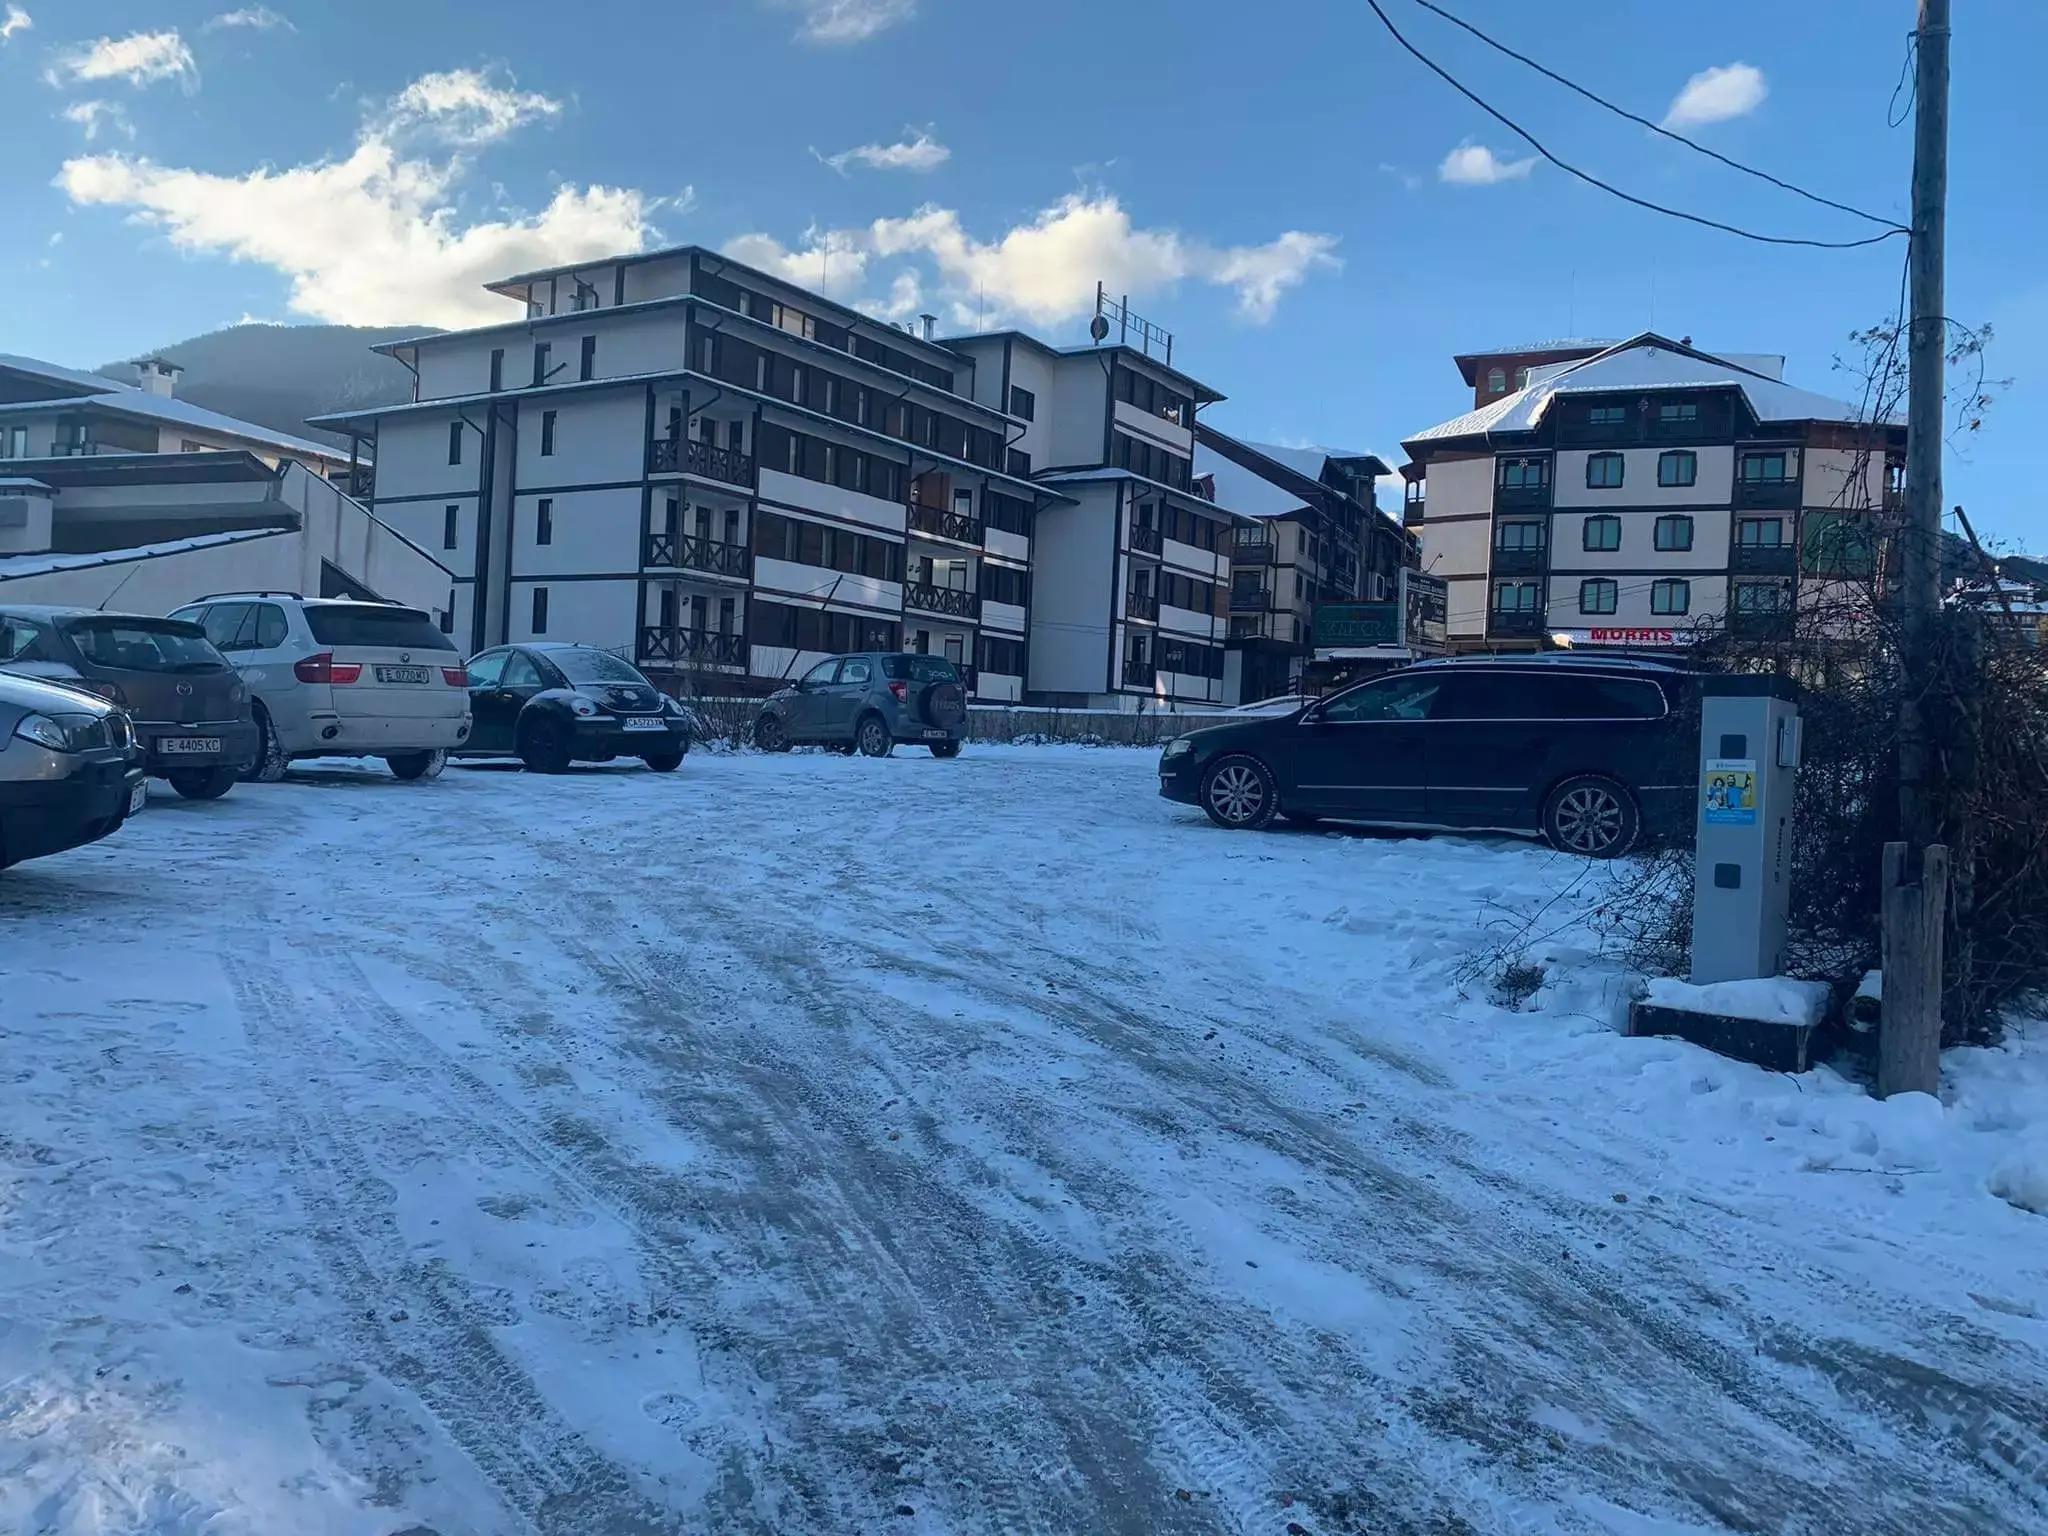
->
(167, 594), (471, 780)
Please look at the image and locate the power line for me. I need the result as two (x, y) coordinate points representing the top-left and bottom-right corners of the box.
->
(1406, 0), (1905, 231)
(1363, 0), (1907, 251)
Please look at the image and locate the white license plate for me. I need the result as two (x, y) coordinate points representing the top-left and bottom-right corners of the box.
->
(128, 781), (147, 815)
(622, 716), (666, 732)
(375, 665), (431, 685)
(160, 736), (221, 755)
(921, 729), (949, 740)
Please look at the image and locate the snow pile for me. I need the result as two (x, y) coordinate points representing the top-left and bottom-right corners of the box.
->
(1989, 1149), (2048, 1215)
(1642, 974), (1833, 1026)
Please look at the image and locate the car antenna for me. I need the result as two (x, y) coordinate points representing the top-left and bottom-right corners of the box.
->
(95, 560), (145, 612)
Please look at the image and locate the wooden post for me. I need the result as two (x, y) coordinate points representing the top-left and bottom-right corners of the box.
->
(1878, 840), (1950, 1098)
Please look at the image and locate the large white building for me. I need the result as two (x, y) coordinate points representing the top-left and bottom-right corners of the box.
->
(314, 247), (1247, 707)
(1400, 333), (1904, 652)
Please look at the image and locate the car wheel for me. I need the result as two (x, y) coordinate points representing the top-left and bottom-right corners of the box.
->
(167, 767), (238, 801)
(929, 739), (962, 759)
(641, 751), (684, 773)
(1201, 755), (1279, 830)
(519, 717), (574, 774)
(754, 713), (790, 753)
(385, 749), (447, 782)
(243, 705), (287, 784)
(1542, 775), (1640, 858)
(856, 713), (893, 758)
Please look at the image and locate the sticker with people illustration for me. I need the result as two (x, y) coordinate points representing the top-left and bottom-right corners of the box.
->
(1703, 759), (1758, 825)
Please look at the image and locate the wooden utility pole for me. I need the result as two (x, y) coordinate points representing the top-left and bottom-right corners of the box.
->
(1883, 0), (1952, 1096)
(1898, 0), (1949, 850)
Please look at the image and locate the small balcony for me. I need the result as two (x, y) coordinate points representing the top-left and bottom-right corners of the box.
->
(1733, 475), (1801, 510)
(644, 532), (751, 578)
(648, 435), (755, 486)
(1130, 523), (1163, 557)
(1126, 590), (1159, 622)
(1123, 659), (1157, 689)
(904, 582), (980, 621)
(1492, 482), (1551, 512)
(1731, 543), (1796, 576)
(638, 626), (748, 668)
(907, 500), (983, 546)
(1229, 585), (1269, 613)
(1487, 608), (1546, 640)
(1233, 533), (1275, 564)
(1491, 545), (1547, 576)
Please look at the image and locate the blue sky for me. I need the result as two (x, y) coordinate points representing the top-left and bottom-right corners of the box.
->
(5, 0), (2044, 545)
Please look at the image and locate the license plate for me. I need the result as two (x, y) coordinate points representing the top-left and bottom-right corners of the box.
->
(375, 665), (431, 685)
(622, 716), (666, 732)
(160, 736), (221, 755)
(128, 782), (147, 815)
(922, 729), (949, 740)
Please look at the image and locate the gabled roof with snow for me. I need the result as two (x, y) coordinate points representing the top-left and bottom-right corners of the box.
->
(1193, 444), (1310, 519)
(0, 387), (360, 465)
(1407, 334), (1882, 451)
(1193, 431), (1402, 526)
(0, 527), (287, 584)
(0, 352), (125, 397)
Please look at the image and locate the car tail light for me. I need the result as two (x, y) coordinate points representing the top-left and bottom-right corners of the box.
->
(441, 666), (467, 686)
(294, 652), (362, 684)
(888, 680), (908, 702)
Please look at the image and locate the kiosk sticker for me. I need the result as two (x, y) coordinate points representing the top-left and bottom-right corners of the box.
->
(1703, 758), (1758, 825)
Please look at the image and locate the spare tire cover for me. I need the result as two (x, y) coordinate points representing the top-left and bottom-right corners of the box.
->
(921, 680), (967, 728)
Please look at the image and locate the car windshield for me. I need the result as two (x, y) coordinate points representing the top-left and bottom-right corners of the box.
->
(304, 604), (457, 651)
(61, 618), (226, 673)
(550, 648), (649, 685)
(883, 655), (962, 684)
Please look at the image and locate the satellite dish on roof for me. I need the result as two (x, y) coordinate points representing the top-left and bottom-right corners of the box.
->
(1088, 313), (1110, 343)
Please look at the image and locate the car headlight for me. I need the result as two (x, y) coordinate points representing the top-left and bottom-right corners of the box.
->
(14, 712), (84, 752)
(1162, 737), (1193, 760)
(569, 697), (600, 718)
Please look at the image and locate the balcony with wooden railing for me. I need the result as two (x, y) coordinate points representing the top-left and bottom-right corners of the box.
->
(904, 582), (980, 621)
(1130, 523), (1163, 556)
(907, 499), (983, 546)
(648, 434), (755, 486)
(1229, 583), (1270, 613)
(643, 532), (751, 577)
(1123, 658), (1157, 689)
(637, 627), (748, 668)
(1125, 590), (1159, 622)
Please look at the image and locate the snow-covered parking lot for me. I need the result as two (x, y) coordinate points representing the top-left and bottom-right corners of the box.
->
(3, 744), (2045, 1536)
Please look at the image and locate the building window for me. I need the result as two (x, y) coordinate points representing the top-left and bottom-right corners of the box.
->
(1650, 578), (1691, 615)
(532, 586), (549, 634)
(0, 425), (26, 458)
(489, 349), (504, 392)
(1737, 516), (1784, 548)
(1587, 405), (1626, 429)
(1740, 449), (1796, 483)
(1007, 447), (1032, 477)
(1009, 385), (1035, 421)
(1657, 450), (1697, 487)
(1656, 401), (1699, 424)
(1486, 367), (1507, 394)
(1653, 514), (1694, 552)
(447, 421), (463, 465)
(540, 410), (557, 457)
(579, 336), (596, 382)
(442, 504), (458, 549)
(532, 342), (551, 386)
(1734, 581), (1791, 613)
(1493, 580), (1540, 614)
(1494, 520), (1544, 552)
(536, 497), (554, 545)
(1582, 515), (1622, 552)
(1585, 452), (1625, 489)
(1802, 511), (1877, 578)
(1497, 458), (1548, 491)
(1513, 366), (1530, 389)
(1579, 578), (1618, 615)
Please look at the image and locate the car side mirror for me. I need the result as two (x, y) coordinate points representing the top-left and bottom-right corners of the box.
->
(1299, 709), (1324, 726)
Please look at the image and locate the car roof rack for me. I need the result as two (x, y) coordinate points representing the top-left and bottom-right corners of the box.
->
(1410, 653), (1690, 673)
(190, 590), (304, 602)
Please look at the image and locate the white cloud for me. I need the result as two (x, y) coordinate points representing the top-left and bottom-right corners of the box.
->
(1, 6), (31, 45)
(377, 67), (563, 146)
(776, 0), (914, 45)
(1437, 140), (1537, 186)
(56, 66), (654, 327)
(732, 192), (1339, 329)
(1377, 161), (1421, 192)
(204, 7), (294, 32)
(46, 30), (196, 89)
(61, 98), (133, 142)
(818, 128), (949, 175)
(1662, 62), (1767, 128)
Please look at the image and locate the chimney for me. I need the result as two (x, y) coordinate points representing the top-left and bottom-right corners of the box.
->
(919, 313), (936, 341)
(132, 357), (182, 398)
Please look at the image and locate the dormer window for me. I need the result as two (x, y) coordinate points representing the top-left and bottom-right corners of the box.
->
(1486, 367), (1507, 394)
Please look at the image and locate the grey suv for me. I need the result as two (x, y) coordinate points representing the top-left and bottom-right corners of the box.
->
(754, 653), (968, 757)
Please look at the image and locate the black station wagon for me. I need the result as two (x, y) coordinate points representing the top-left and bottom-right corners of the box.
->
(1157, 656), (1697, 857)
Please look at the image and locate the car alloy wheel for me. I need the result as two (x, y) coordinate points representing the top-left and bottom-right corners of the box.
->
(1207, 761), (1267, 825)
(1552, 782), (1627, 855)
(857, 716), (892, 757)
(755, 714), (788, 752)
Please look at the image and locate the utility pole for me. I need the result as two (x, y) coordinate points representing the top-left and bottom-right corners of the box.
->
(1882, 0), (1951, 1098)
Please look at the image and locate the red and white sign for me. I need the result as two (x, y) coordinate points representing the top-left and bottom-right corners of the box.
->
(1553, 627), (1696, 648)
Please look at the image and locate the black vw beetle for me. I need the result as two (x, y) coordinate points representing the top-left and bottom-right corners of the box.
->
(457, 643), (693, 773)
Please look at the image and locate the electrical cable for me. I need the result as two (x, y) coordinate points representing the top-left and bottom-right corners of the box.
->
(1363, 0), (1908, 250)
(1407, 0), (1905, 231)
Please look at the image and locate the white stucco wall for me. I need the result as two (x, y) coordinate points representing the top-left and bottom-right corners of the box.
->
(516, 390), (644, 489)
(1027, 484), (1114, 695)
(506, 576), (638, 652)
(1549, 509), (1732, 573)
(1552, 445), (1734, 508)
(758, 468), (905, 534)
(511, 486), (641, 578)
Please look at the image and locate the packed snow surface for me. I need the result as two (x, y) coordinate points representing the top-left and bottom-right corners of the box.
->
(2, 746), (2044, 1535)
